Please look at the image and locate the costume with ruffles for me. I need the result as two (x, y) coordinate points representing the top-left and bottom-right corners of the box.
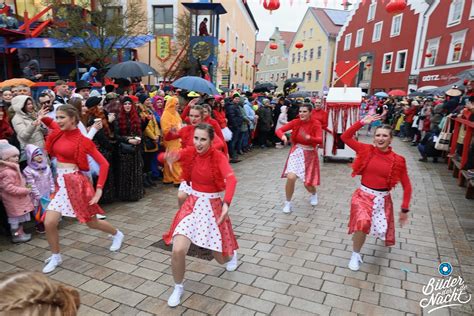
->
(160, 147), (238, 257)
(275, 118), (323, 186)
(341, 121), (412, 246)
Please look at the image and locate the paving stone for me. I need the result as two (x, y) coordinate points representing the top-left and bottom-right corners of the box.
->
(287, 285), (326, 303)
(130, 267), (163, 281)
(79, 279), (112, 295)
(135, 280), (168, 297)
(217, 303), (256, 316)
(103, 259), (138, 273)
(323, 294), (353, 311)
(104, 271), (146, 290)
(205, 286), (241, 303)
(101, 286), (146, 307)
(94, 298), (120, 313)
(290, 297), (331, 316)
(182, 293), (226, 315)
(253, 276), (290, 294)
(50, 269), (91, 287)
(237, 295), (275, 314)
(260, 290), (292, 306)
(271, 305), (315, 316)
(321, 280), (360, 300)
(136, 297), (185, 315)
(352, 301), (404, 316)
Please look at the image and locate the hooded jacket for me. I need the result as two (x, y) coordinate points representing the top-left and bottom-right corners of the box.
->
(10, 95), (46, 160)
(22, 144), (54, 207)
(80, 67), (98, 83)
(0, 160), (33, 218)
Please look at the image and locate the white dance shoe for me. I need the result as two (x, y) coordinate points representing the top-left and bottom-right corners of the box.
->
(348, 252), (363, 271)
(310, 194), (318, 206)
(110, 230), (124, 251)
(43, 254), (63, 274)
(226, 251), (238, 271)
(168, 284), (184, 307)
(283, 201), (292, 213)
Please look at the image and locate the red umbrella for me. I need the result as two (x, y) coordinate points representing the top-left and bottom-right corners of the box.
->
(388, 89), (406, 96)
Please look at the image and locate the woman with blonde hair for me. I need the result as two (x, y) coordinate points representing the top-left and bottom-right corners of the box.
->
(0, 271), (80, 315)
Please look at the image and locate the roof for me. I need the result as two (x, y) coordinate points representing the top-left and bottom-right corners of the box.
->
(6, 35), (155, 49)
(243, 1), (259, 31)
(181, 3), (227, 15)
(255, 40), (268, 64)
(279, 31), (296, 49)
(310, 8), (350, 37)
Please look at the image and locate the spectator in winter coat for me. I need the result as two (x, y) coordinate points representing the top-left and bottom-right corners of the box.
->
(256, 99), (274, 148)
(225, 94), (244, 163)
(80, 67), (98, 83)
(287, 99), (301, 122)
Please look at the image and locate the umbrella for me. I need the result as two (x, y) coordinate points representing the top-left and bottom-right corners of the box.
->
(253, 82), (277, 93)
(287, 91), (311, 98)
(106, 61), (158, 78)
(0, 78), (35, 88)
(172, 76), (219, 95)
(456, 68), (474, 81)
(445, 88), (463, 97)
(374, 91), (389, 98)
(409, 91), (429, 97)
(285, 77), (304, 84)
(388, 89), (406, 97)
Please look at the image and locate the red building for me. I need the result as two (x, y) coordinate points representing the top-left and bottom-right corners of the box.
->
(334, 1), (431, 94)
(417, 0), (473, 90)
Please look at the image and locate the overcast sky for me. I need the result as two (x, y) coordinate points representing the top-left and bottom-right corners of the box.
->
(247, 0), (343, 41)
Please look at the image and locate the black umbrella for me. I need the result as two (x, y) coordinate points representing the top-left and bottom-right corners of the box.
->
(253, 82), (277, 93)
(106, 61), (158, 78)
(285, 77), (304, 84)
(287, 91), (311, 98)
(408, 91), (428, 97)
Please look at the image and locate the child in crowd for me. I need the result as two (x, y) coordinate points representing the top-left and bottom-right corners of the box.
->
(275, 105), (288, 149)
(23, 144), (55, 233)
(0, 140), (33, 243)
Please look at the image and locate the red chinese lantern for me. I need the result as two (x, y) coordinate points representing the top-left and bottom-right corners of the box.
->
(245, 60), (250, 64)
(385, 60), (392, 65)
(219, 39), (225, 44)
(454, 44), (462, 52)
(385, 0), (407, 14)
(365, 63), (371, 67)
(256, 68), (260, 71)
(425, 52), (432, 58)
(263, 0), (280, 14)
(239, 54), (244, 59)
(231, 48), (237, 53)
(269, 43), (278, 50)
(295, 42), (304, 49)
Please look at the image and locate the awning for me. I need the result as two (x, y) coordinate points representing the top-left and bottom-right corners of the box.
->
(6, 35), (155, 49)
(181, 2), (227, 15)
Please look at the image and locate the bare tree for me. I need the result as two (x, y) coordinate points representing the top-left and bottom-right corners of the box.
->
(44, 0), (146, 69)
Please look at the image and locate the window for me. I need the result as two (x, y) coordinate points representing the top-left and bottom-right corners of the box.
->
(304, 50), (307, 62)
(390, 14), (403, 37)
(367, 2), (376, 21)
(292, 53), (295, 64)
(310, 48), (314, 60)
(105, 6), (122, 22)
(355, 28), (364, 47)
(307, 71), (312, 82)
(315, 70), (320, 81)
(317, 46), (322, 59)
(471, 0), (474, 19)
(276, 73), (280, 81)
(382, 52), (393, 73)
(447, 0), (465, 26)
(372, 21), (383, 42)
(447, 29), (467, 63)
(395, 50), (407, 72)
(309, 28), (313, 38)
(303, 31), (306, 40)
(344, 33), (352, 51)
(424, 38), (440, 67)
(153, 6), (173, 35)
(297, 52), (301, 63)
(302, 72), (306, 81)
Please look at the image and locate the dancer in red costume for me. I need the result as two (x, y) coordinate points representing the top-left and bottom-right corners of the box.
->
(311, 98), (329, 131)
(341, 114), (412, 271)
(160, 123), (238, 307)
(40, 105), (124, 274)
(275, 103), (323, 213)
(165, 105), (227, 207)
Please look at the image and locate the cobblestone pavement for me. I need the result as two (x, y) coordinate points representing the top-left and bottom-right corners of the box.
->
(1, 135), (473, 315)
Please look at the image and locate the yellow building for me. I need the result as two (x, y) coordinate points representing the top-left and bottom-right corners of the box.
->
(287, 8), (349, 95)
(135, 0), (258, 89)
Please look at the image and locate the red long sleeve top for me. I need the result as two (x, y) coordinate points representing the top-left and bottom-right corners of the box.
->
(164, 125), (227, 154)
(311, 109), (329, 131)
(275, 118), (323, 147)
(213, 109), (227, 128)
(159, 147), (237, 204)
(341, 121), (411, 209)
(42, 117), (109, 188)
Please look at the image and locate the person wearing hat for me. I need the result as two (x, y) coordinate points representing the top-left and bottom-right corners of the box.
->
(75, 80), (92, 100)
(0, 140), (33, 243)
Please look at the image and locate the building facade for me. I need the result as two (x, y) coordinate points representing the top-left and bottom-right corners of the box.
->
(288, 8), (349, 94)
(135, 0), (258, 89)
(417, 0), (474, 89)
(255, 28), (294, 91)
(334, 0), (430, 93)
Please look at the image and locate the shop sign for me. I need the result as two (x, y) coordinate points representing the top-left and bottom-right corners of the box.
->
(421, 74), (457, 82)
(156, 36), (171, 62)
